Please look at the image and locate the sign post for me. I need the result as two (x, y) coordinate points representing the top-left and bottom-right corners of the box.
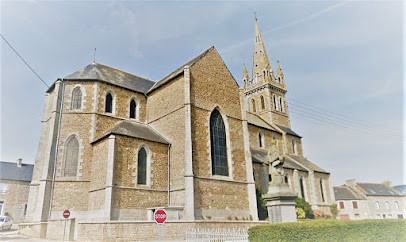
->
(154, 209), (167, 241)
(63, 210), (70, 241)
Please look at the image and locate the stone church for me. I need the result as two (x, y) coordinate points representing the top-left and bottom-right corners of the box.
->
(24, 19), (334, 238)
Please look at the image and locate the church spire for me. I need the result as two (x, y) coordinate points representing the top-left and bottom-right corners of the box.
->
(242, 63), (250, 87)
(252, 19), (273, 84)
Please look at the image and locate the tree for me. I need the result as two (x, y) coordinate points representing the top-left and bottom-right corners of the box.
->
(295, 197), (314, 219)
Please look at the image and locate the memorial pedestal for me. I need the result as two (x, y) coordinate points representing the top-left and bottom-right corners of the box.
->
(263, 181), (297, 223)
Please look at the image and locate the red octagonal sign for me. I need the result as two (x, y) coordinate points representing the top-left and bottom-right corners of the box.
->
(63, 210), (70, 219)
(154, 209), (167, 224)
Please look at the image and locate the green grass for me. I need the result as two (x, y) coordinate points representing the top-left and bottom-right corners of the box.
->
(248, 219), (406, 241)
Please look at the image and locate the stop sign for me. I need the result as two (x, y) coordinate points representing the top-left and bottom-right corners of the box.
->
(63, 210), (70, 218)
(154, 209), (167, 224)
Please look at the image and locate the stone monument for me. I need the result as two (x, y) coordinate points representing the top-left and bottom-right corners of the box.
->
(262, 141), (297, 223)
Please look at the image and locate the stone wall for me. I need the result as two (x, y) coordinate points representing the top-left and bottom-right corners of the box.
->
(77, 220), (266, 241)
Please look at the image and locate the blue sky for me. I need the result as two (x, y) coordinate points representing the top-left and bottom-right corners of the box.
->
(0, 1), (403, 186)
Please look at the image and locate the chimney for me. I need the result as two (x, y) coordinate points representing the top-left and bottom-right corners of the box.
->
(346, 179), (357, 188)
(17, 158), (23, 167)
(382, 181), (392, 188)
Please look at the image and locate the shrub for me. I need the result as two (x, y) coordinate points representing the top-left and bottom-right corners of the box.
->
(294, 197), (314, 219)
(248, 219), (406, 241)
(296, 207), (305, 219)
(256, 188), (268, 220)
(330, 203), (338, 219)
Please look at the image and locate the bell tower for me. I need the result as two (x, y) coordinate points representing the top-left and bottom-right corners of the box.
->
(243, 18), (291, 128)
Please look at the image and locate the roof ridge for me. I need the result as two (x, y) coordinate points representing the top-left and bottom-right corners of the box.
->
(147, 46), (215, 93)
(95, 62), (155, 83)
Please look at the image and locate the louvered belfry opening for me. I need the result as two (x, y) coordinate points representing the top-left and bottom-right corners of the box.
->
(210, 109), (228, 176)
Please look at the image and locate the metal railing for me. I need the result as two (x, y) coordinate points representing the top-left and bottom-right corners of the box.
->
(185, 228), (248, 242)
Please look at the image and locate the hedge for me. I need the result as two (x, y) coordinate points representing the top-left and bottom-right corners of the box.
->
(248, 219), (406, 241)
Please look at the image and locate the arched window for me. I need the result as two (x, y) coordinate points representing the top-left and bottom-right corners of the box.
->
(292, 139), (297, 155)
(63, 136), (79, 177)
(258, 132), (263, 148)
(263, 70), (266, 77)
(279, 97), (284, 112)
(137, 147), (147, 185)
(252, 99), (256, 113)
(260, 96), (265, 110)
(130, 100), (137, 119)
(71, 87), (82, 110)
(210, 110), (228, 176)
(284, 175), (289, 184)
(105, 93), (113, 113)
(320, 179), (325, 202)
(273, 95), (277, 110)
(300, 177), (305, 200)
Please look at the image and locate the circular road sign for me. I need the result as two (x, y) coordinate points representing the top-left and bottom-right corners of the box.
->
(63, 210), (70, 219)
(154, 209), (167, 224)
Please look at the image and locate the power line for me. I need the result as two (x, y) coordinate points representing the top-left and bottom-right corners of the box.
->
(0, 33), (49, 88)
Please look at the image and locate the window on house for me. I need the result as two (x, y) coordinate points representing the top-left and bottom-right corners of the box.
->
(278, 77), (281, 83)
(395, 201), (400, 209)
(260, 96), (265, 110)
(292, 139), (297, 155)
(263, 70), (266, 77)
(0, 183), (7, 194)
(299, 177), (305, 200)
(284, 175), (289, 184)
(375, 201), (380, 209)
(339, 201), (344, 209)
(71, 87), (82, 110)
(23, 204), (28, 216)
(252, 99), (256, 113)
(398, 214), (404, 219)
(385, 201), (389, 209)
(105, 93), (113, 113)
(63, 136), (79, 177)
(268, 174), (272, 182)
(376, 214), (381, 219)
(352, 201), (358, 209)
(130, 99), (137, 119)
(137, 147), (147, 185)
(383, 214), (386, 219)
(320, 179), (325, 202)
(388, 214), (392, 219)
(258, 132), (263, 148)
(210, 109), (228, 176)
(0, 201), (3, 215)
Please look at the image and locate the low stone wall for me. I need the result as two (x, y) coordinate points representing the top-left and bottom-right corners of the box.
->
(19, 222), (47, 238)
(78, 220), (267, 241)
(46, 219), (76, 241)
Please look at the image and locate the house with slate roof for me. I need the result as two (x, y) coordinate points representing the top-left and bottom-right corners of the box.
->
(22, 19), (334, 240)
(0, 159), (34, 223)
(334, 179), (406, 220)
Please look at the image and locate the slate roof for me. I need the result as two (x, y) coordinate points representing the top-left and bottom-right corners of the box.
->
(334, 186), (363, 200)
(357, 183), (401, 196)
(92, 120), (170, 145)
(0, 161), (34, 182)
(275, 124), (301, 138)
(393, 185), (406, 195)
(247, 113), (277, 132)
(250, 148), (307, 172)
(48, 62), (155, 94)
(147, 46), (214, 94)
(288, 155), (329, 174)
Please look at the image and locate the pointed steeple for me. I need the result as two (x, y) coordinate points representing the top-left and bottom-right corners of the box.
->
(242, 64), (250, 81)
(252, 19), (273, 84)
(277, 61), (283, 77)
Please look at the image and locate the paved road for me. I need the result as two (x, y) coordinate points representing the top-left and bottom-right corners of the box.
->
(0, 229), (55, 241)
